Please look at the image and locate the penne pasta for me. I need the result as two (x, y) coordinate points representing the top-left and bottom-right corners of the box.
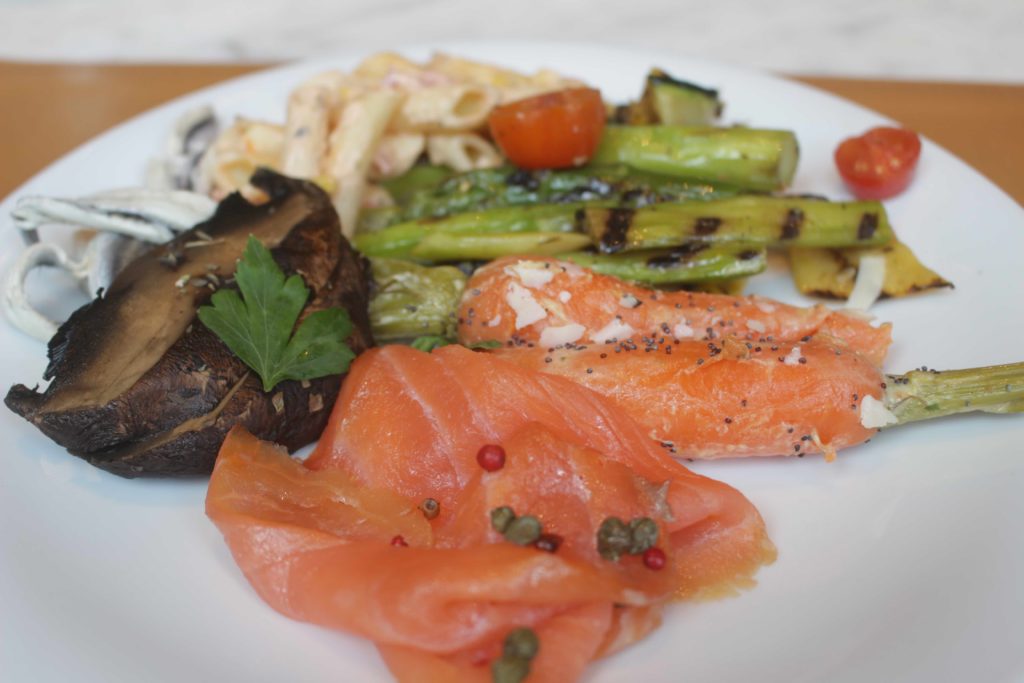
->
(426, 52), (537, 88)
(391, 84), (498, 133)
(206, 118), (285, 198)
(426, 133), (503, 172)
(282, 83), (334, 179)
(426, 52), (585, 100)
(362, 183), (396, 209)
(370, 133), (426, 180)
(326, 90), (403, 237)
(190, 53), (587, 218)
(353, 51), (426, 81)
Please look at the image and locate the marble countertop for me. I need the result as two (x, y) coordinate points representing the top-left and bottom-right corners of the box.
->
(1, 0), (1021, 82)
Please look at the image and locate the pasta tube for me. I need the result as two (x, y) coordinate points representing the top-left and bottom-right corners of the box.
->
(326, 90), (403, 237)
(426, 133), (503, 172)
(370, 133), (426, 180)
(392, 84), (498, 132)
(282, 84), (334, 178)
(206, 118), (285, 198)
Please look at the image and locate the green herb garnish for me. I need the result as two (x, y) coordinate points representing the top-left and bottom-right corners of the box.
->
(467, 339), (503, 350)
(197, 236), (355, 392)
(409, 335), (453, 352)
(410, 336), (503, 352)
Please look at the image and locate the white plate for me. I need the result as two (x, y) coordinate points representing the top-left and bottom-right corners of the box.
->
(1, 43), (1022, 683)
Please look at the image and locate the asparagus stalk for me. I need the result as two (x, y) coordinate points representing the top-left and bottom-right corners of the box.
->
(358, 164), (738, 232)
(644, 71), (724, 125)
(582, 196), (894, 253)
(592, 125), (799, 191)
(884, 362), (1024, 425)
(368, 258), (466, 340)
(610, 69), (724, 126)
(380, 164), (453, 205)
(354, 204), (593, 258)
(410, 231), (592, 262)
(564, 242), (765, 285)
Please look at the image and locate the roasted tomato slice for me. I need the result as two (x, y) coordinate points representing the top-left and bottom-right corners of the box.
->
(834, 126), (922, 200)
(488, 88), (605, 170)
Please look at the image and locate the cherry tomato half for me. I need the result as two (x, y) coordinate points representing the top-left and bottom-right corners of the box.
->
(488, 88), (605, 170)
(834, 126), (922, 200)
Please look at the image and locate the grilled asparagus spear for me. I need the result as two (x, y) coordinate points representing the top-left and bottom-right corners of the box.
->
(355, 204), (592, 259)
(592, 125), (799, 191)
(581, 197), (893, 253)
(368, 258), (466, 340)
(360, 164), (737, 232)
(879, 363), (1024, 426)
(612, 69), (724, 126)
(565, 242), (765, 285)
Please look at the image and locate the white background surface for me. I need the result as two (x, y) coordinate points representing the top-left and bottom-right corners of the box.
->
(1, 0), (1022, 82)
(1, 42), (1022, 683)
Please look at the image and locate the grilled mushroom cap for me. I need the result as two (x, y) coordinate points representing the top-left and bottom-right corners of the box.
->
(5, 170), (373, 477)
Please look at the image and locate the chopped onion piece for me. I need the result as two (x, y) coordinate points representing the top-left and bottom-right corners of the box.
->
(505, 282), (547, 329)
(860, 395), (898, 429)
(539, 323), (586, 347)
(846, 253), (886, 311)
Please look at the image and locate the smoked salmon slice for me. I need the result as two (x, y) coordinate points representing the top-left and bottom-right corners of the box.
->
(207, 345), (775, 682)
(489, 338), (883, 459)
(457, 256), (892, 366)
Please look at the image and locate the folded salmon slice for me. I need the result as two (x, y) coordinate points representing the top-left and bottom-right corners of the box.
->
(308, 345), (773, 597)
(491, 337), (882, 459)
(208, 346), (774, 682)
(457, 256), (892, 366)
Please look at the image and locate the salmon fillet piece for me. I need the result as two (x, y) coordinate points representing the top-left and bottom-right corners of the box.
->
(491, 337), (883, 459)
(308, 345), (774, 597)
(457, 256), (892, 366)
(207, 346), (775, 682)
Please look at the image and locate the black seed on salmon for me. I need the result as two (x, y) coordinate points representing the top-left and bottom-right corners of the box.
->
(534, 533), (562, 553)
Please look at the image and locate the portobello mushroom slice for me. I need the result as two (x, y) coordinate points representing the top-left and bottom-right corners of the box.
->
(5, 170), (373, 477)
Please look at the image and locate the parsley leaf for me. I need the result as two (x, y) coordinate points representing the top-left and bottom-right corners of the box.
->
(409, 336), (502, 352)
(197, 236), (355, 392)
(409, 335), (452, 352)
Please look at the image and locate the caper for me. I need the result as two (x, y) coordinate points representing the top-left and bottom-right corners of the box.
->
(597, 516), (632, 561)
(503, 515), (541, 546)
(419, 497), (440, 520)
(503, 627), (540, 660)
(491, 656), (530, 683)
(628, 517), (659, 555)
(490, 506), (516, 533)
